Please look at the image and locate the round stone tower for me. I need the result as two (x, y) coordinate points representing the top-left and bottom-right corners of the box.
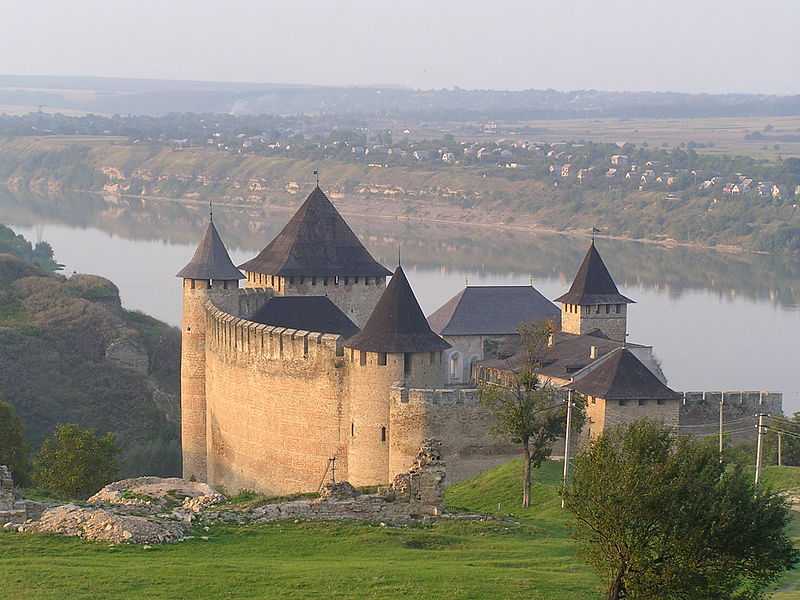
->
(177, 216), (243, 482)
(344, 265), (450, 487)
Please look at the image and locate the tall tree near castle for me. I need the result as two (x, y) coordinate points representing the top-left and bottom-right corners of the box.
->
(479, 322), (585, 508)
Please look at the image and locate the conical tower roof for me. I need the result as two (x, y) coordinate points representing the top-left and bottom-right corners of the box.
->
(239, 186), (391, 278)
(566, 348), (680, 401)
(345, 266), (450, 353)
(555, 242), (634, 305)
(176, 220), (243, 280)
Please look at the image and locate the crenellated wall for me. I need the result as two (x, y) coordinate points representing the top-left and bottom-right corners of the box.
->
(204, 301), (349, 496)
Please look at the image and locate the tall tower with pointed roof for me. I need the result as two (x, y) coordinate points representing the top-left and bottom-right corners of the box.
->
(177, 218), (243, 481)
(238, 186), (391, 326)
(344, 266), (450, 486)
(555, 242), (634, 341)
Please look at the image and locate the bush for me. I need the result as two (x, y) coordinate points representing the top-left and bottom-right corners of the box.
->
(33, 424), (119, 499)
(0, 400), (30, 484)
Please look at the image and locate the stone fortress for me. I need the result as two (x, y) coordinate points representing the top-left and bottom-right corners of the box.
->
(178, 185), (782, 496)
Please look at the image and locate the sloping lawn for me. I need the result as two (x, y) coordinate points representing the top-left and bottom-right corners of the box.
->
(1, 461), (799, 599)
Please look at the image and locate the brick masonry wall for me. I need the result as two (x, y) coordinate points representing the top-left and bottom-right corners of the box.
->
(204, 303), (349, 496)
(389, 387), (518, 484)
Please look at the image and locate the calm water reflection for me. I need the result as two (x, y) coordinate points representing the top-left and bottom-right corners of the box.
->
(2, 190), (799, 411)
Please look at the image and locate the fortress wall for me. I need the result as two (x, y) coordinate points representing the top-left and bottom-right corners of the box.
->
(389, 387), (518, 485)
(204, 303), (348, 495)
(679, 391), (783, 443)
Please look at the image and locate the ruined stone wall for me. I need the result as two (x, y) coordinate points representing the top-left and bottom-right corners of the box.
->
(389, 387), (518, 484)
(244, 272), (385, 327)
(561, 303), (627, 341)
(204, 303), (349, 496)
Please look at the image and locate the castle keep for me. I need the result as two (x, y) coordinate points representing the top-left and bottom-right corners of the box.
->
(179, 186), (782, 495)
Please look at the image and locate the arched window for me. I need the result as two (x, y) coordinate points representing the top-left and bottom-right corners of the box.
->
(449, 352), (461, 381)
(380, 426), (386, 442)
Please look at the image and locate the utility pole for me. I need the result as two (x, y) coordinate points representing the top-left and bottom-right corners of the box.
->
(755, 413), (765, 487)
(330, 456), (337, 484)
(562, 389), (574, 509)
(778, 431), (783, 467)
(718, 394), (725, 462)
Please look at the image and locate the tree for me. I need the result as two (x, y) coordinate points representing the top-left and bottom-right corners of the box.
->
(0, 400), (29, 485)
(479, 321), (585, 508)
(564, 421), (798, 600)
(33, 424), (119, 499)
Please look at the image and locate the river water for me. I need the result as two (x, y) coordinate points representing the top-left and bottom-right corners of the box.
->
(2, 190), (799, 412)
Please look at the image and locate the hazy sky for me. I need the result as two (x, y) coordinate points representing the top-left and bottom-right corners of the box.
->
(0, 0), (797, 94)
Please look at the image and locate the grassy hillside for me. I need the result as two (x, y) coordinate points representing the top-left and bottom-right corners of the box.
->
(2, 460), (799, 599)
(0, 226), (181, 478)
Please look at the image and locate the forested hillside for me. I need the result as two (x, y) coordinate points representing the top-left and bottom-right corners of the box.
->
(0, 225), (181, 476)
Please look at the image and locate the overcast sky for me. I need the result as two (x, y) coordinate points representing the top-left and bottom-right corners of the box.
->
(0, 0), (797, 94)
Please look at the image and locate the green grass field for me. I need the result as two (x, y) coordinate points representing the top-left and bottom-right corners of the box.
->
(2, 460), (800, 599)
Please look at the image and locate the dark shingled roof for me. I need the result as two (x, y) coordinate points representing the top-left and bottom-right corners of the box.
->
(479, 330), (649, 381)
(176, 220), (244, 280)
(345, 266), (451, 353)
(428, 285), (560, 336)
(238, 186), (392, 278)
(554, 242), (634, 306)
(565, 348), (681, 401)
(251, 296), (359, 337)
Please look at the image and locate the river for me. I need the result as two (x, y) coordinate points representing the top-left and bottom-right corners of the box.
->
(2, 190), (799, 412)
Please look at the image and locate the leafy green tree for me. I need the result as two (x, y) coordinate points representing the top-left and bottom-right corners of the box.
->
(564, 421), (798, 600)
(33, 424), (119, 499)
(0, 400), (29, 485)
(479, 322), (585, 508)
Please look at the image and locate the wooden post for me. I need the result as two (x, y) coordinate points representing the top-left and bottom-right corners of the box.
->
(562, 389), (574, 510)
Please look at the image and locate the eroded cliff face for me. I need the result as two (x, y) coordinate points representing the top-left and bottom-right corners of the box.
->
(0, 253), (181, 476)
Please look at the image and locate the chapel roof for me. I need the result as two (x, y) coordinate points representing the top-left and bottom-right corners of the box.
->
(428, 285), (560, 336)
(345, 265), (451, 353)
(554, 242), (634, 306)
(238, 186), (392, 278)
(176, 220), (244, 280)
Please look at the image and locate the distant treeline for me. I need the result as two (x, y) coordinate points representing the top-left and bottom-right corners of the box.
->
(1, 75), (799, 118)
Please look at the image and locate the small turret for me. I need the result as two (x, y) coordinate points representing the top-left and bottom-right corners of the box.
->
(555, 242), (634, 341)
(177, 218), (242, 482)
(344, 266), (450, 486)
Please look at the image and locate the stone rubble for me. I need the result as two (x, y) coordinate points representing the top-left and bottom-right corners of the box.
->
(8, 439), (456, 544)
(22, 504), (186, 544)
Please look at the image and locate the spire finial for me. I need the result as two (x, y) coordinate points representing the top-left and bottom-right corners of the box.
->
(591, 226), (600, 242)
(313, 169), (320, 187)
(209, 198), (213, 223)
(397, 245), (401, 267)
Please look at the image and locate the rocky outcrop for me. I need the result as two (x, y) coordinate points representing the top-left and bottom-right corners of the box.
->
(24, 504), (186, 544)
(88, 476), (220, 508)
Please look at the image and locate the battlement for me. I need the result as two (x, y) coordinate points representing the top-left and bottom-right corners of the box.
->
(680, 391), (782, 414)
(390, 386), (480, 406)
(235, 287), (273, 319)
(205, 300), (343, 362)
